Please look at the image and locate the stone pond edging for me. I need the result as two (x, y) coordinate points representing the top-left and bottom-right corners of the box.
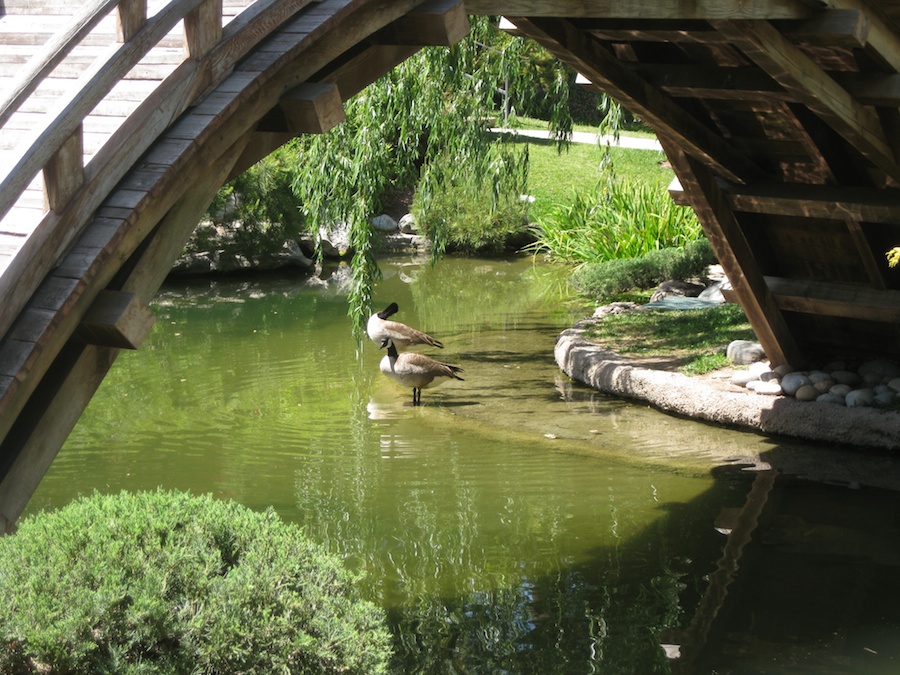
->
(555, 326), (900, 452)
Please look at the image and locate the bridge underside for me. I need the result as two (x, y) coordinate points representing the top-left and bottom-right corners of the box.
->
(2, 0), (900, 528)
(482, 1), (900, 369)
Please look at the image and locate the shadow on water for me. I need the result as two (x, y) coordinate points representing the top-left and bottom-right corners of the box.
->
(24, 255), (900, 674)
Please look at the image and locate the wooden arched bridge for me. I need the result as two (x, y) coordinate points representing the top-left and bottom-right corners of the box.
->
(1, 0), (900, 528)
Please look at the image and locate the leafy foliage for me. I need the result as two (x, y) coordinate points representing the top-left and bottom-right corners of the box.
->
(0, 490), (391, 674)
(571, 239), (717, 301)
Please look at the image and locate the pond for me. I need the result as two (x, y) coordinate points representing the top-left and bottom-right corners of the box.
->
(25, 254), (900, 673)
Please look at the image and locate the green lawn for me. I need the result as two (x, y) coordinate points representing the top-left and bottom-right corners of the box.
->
(495, 133), (673, 220)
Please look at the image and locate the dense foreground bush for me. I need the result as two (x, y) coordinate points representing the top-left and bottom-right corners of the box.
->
(0, 490), (391, 674)
(571, 238), (717, 301)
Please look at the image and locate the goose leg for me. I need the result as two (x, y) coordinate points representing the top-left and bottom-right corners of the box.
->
(413, 388), (421, 406)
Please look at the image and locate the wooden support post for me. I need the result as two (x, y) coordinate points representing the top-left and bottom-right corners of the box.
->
(278, 83), (346, 135)
(43, 125), (84, 214)
(184, 0), (222, 60)
(73, 289), (156, 349)
(661, 139), (803, 367)
(0, 343), (118, 533)
(116, 0), (147, 43)
(375, 0), (469, 46)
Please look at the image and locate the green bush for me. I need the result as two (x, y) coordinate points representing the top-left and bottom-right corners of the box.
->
(0, 490), (391, 674)
(571, 238), (717, 301)
(413, 142), (533, 255)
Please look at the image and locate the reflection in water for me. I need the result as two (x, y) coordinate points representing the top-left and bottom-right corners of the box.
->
(24, 255), (900, 673)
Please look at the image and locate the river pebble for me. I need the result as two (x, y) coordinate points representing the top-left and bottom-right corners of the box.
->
(726, 341), (900, 410)
(795, 384), (819, 402)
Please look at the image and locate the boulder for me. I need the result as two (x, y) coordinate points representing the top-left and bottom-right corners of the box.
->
(371, 214), (398, 232)
(726, 340), (766, 365)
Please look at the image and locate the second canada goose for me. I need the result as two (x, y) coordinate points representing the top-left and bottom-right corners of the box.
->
(380, 340), (463, 405)
(367, 302), (443, 350)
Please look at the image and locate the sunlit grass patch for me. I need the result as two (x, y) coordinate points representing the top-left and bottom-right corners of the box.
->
(582, 304), (755, 375)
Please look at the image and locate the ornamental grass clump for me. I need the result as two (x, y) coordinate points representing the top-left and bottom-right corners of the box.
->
(0, 490), (392, 674)
(528, 179), (704, 264)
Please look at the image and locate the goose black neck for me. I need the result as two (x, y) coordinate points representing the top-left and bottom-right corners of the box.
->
(378, 302), (399, 320)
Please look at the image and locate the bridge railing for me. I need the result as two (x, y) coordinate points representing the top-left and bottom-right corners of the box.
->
(0, 0), (318, 344)
(0, 0), (221, 223)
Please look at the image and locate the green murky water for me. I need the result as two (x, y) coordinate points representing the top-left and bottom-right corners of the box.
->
(25, 255), (900, 673)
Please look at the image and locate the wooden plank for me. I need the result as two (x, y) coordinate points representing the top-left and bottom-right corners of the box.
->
(635, 64), (900, 107)
(73, 289), (156, 349)
(712, 19), (900, 182)
(508, 16), (763, 184)
(0, 343), (119, 531)
(318, 44), (420, 101)
(184, 0), (223, 59)
(771, 8), (868, 48)
(725, 181), (900, 222)
(0, 0), (120, 129)
(42, 125), (84, 213)
(278, 82), (345, 134)
(374, 0), (468, 46)
(463, 0), (817, 19)
(826, 0), (900, 73)
(0, 0), (208, 223)
(662, 140), (802, 367)
(766, 276), (900, 322)
(117, 0), (148, 42)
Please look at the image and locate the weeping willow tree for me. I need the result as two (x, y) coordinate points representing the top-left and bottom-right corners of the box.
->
(284, 17), (578, 335)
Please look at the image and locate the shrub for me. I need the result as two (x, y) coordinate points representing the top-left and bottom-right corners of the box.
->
(571, 238), (717, 301)
(0, 490), (391, 674)
(413, 142), (532, 255)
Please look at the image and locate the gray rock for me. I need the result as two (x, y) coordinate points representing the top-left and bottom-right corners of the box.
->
(727, 340), (766, 365)
(889, 378), (900, 393)
(781, 372), (812, 396)
(759, 370), (781, 383)
(874, 391), (897, 407)
(371, 214), (398, 232)
(650, 280), (705, 303)
(829, 384), (852, 397)
(845, 389), (875, 408)
(832, 370), (863, 387)
(816, 393), (845, 405)
(812, 378), (835, 394)
(773, 364), (795, 377)
(859, 359), (900, 381)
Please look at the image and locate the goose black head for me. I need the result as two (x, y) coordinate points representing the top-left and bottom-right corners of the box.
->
(377, 302), (399, 320)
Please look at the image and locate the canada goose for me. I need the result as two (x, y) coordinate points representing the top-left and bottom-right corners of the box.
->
(367, 302), (443, 350)
(380, 340), (463, 405)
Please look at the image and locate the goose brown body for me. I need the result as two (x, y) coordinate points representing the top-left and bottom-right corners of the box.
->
(380, 341), (463, 405)
(367, 302), (443, 350)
